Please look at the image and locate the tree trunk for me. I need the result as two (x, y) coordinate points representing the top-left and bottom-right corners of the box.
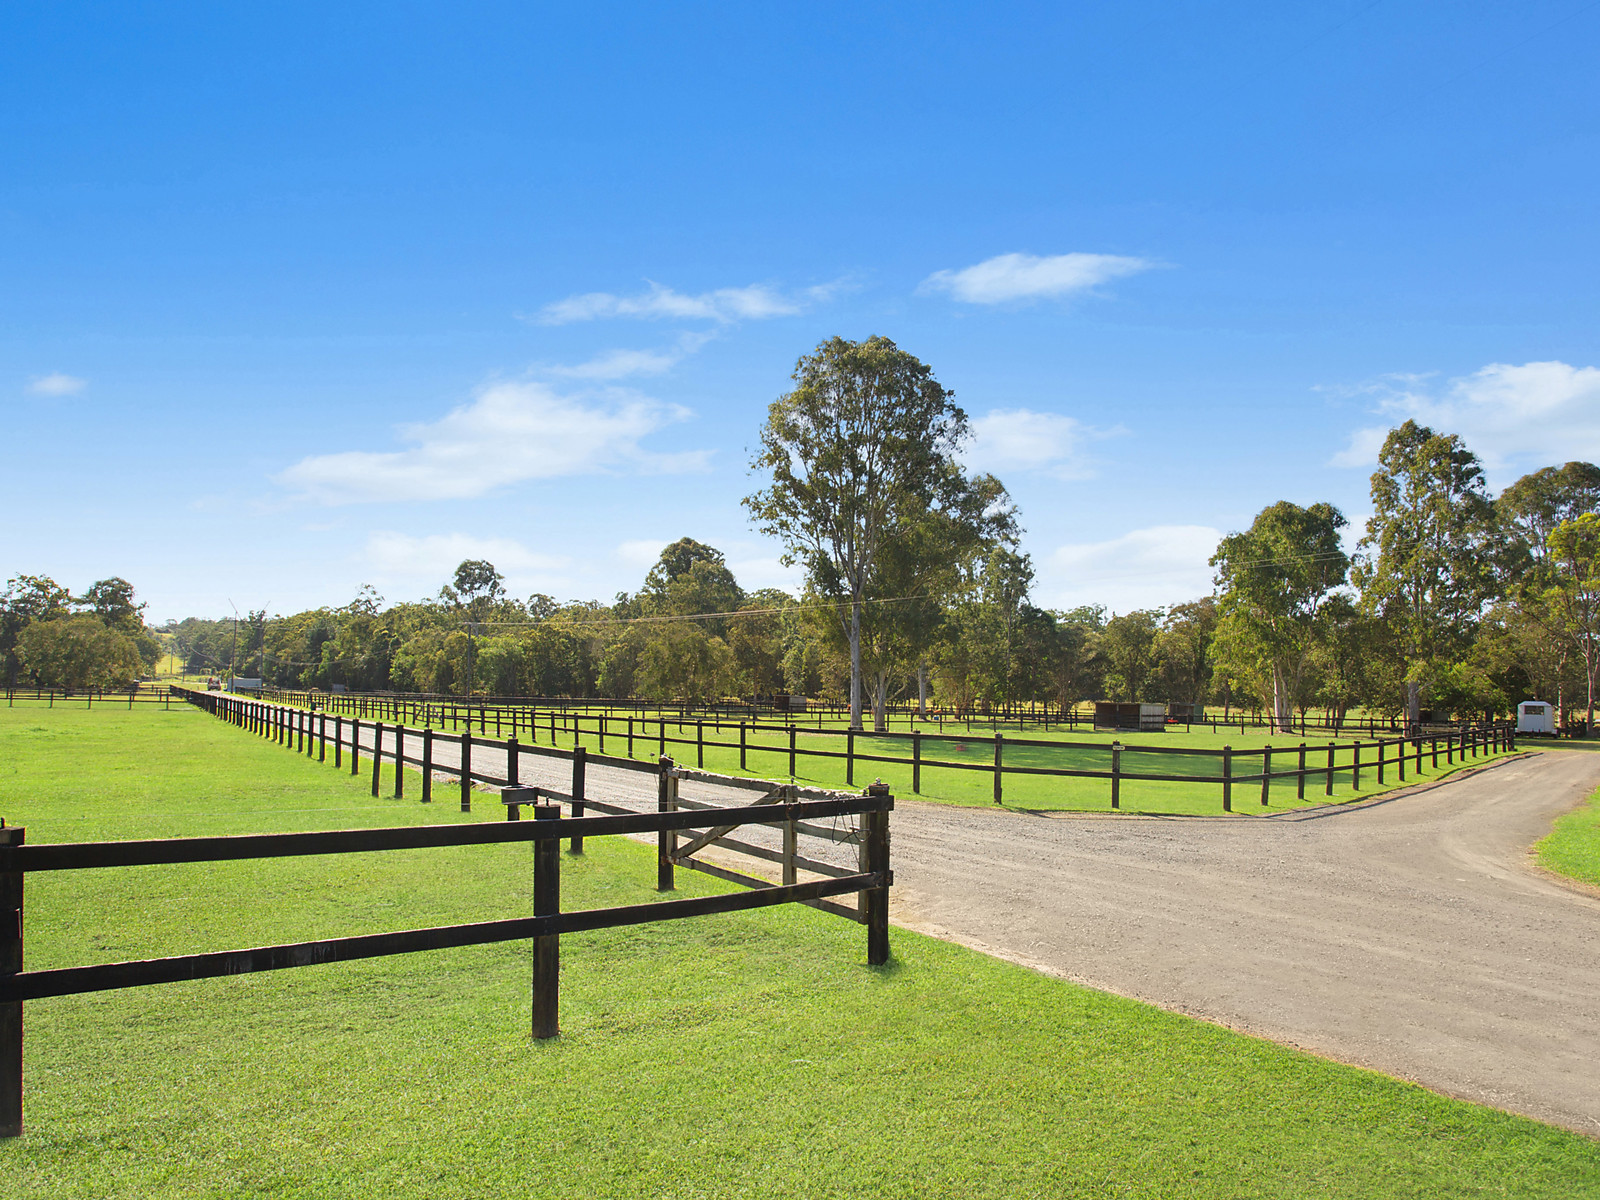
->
(872, 670), (889, 733)
(1407, 678), (1421, 735)
(849, 596), (863, 731)
(917, 660), (928, 717)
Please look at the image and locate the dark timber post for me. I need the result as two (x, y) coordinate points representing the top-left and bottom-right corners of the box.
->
(696, 721), (704, 768)
(1297, 742), (1307, 800)
(569, 746), (587, 855)
(393, 726), (405, 799)
(993, 733), (1004, 804)
(912, 729), (921, 795)
(1110, 741), (1122, 809)
(1398, 735), (1406, 781)
(865, 782), (891, 966)
(1352, 741), (1362, 790)
(531, 803), (561, 1039)
(1326, 742), (1336, 796)
(788, 725), (797, 779)
(506, 735), (519, 788)
(334, 715), (343, 768)
(657, 757), (676, 891)
(1222, 745), (1233, 812)
(846, 727), (855, 787)
(460, 734), (473, 812)
(421, 728), (434, 803)
(0, 824), (22, 1138)
(1260, 745), (1271, 806)
(318, 713), (327, 762)
(1377, 738), (1386, 785)
(739, 722), (747, 771)
(350, 719), (361, 776)
(370, 724), (383, 797)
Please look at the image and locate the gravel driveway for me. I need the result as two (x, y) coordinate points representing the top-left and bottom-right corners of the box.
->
(317, 711), (1600, 1132)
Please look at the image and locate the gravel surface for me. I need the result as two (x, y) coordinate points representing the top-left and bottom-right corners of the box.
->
(308, 711), (1600, 1132)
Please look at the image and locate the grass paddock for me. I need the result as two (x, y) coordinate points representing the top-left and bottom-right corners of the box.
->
(2, 706), (1594, 1198)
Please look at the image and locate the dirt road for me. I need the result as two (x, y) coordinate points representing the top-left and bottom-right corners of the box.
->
(325, 715), (1600, 1132)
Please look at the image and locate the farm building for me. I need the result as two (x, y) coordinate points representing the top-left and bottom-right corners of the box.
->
(1167, 702), (1204, 723)
(1516, 700), (1556, 736)
(1094, 702), (1167, 732)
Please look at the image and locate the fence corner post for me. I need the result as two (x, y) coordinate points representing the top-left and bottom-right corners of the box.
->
(864, 781), (892, 966)
(993, 732), (1004, 805)
(657, 756), (676, 891)
(0, 823), (24, 1138)
(532, 803), (561, 1040)
(570, 746), (587, 855)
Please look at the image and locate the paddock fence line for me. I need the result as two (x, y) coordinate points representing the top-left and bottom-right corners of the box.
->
(250, 685), (1484, 740)
(3, 685), (182, 709)
(174, 688), (1516, 815)
(0, 778), (893, 1137)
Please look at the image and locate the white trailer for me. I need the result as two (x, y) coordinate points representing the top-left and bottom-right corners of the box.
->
(1516, 700), (1556, 736)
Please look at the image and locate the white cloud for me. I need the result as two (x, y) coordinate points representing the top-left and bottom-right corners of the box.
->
(920, 252), (1156, 305)
(966, 408), (1122, 480)
(1330, 361), (1600, 481)
(278, 381), (709, 504)
(1047, 524), (1222, 612)
(365, 532), (569, 579)
(540, 332), (716, 381)
(535, 281), (812, 325)
(28, 372), (86, 396)
(616, 539), (670, 569)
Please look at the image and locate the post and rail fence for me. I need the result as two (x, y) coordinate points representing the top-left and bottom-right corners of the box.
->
(177, 688), (1516, 816)
(0, 770), (892, 1137)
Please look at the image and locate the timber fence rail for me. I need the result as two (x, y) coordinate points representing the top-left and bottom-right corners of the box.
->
(257, 685), (1473, 740)
(176, 688), (1515, 815)
(0, 782), (893, 1137)
(3, 685), (182, 709)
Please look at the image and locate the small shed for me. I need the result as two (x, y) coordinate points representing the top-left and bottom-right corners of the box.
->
(1094, 702), (1167, 732)
(1167, 702), (1204, 724)
(1517, 700), (1556, 736)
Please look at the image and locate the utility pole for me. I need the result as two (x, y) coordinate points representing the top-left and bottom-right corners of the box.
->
(228, 599), (240, 691)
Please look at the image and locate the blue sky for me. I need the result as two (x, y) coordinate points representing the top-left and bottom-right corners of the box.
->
(6, 1), (1600, 623)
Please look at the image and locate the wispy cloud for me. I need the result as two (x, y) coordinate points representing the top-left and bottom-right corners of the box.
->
(1329, 361), (1600, 481)
(278, 381), (709, 504)
(540, 332), (716, 381)
(965, 408), (1123, 480)
(366, 532), (569, 578)
(1048, 524), (1222, 612)
(920, 252), (1156, 305)
(532, 279), (843, 326)
(28, 372), (86, 396)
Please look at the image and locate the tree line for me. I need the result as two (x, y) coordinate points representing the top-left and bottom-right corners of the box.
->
(6, 338), (1597, 734)
(0, 576), (163, 690)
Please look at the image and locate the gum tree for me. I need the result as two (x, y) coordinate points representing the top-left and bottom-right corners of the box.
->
(746, 336), (1010, 729)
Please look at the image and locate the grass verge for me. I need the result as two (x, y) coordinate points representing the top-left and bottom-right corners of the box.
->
(1537, 783), (1600, 888)
(3, 706), (1595, 1198)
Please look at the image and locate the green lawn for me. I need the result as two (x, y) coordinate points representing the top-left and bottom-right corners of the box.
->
(223, 692), (1518, 817)
(1537, 783), (1600, 888)
(1, 705), (1596, 1198)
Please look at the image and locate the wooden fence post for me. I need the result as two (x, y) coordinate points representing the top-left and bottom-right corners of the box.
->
(788, 725), (797, 779)
(912, 729), (921, 795)
(334, 715), (343, 768)
(370, 724), (383, 797)
(421, 728), (433, 804)
(532, 804), (561, 1040)
(993, 733), (1004, 805)
(657, 757), (676, 891)
(1296, 742), (1307, 800)
(1325, 741), (1336, 796)
(507, 735), (520, 788)
(1377, 737), (1385, 785)
(1260, 746), (1272, 806)
(0, 824), (22, 1138)
(847, 727), (855, 787)
(1222, 746), (1232, 812)
(460, 734), (473, 813)
(318, 713), (327, 763)
(350, 719), (361, 776)
(1110, 742), (1122, 809)
(570, 746), (587, 855)
(695, 721), (704, 768)
(783, 788), (798, 886)
(1397, 735), (1405, 781)
(1352, 741), (1362, 790)
(865, 782), (891, 966)
(393, 726), (405, 799)
(739, 722), (747, 771)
